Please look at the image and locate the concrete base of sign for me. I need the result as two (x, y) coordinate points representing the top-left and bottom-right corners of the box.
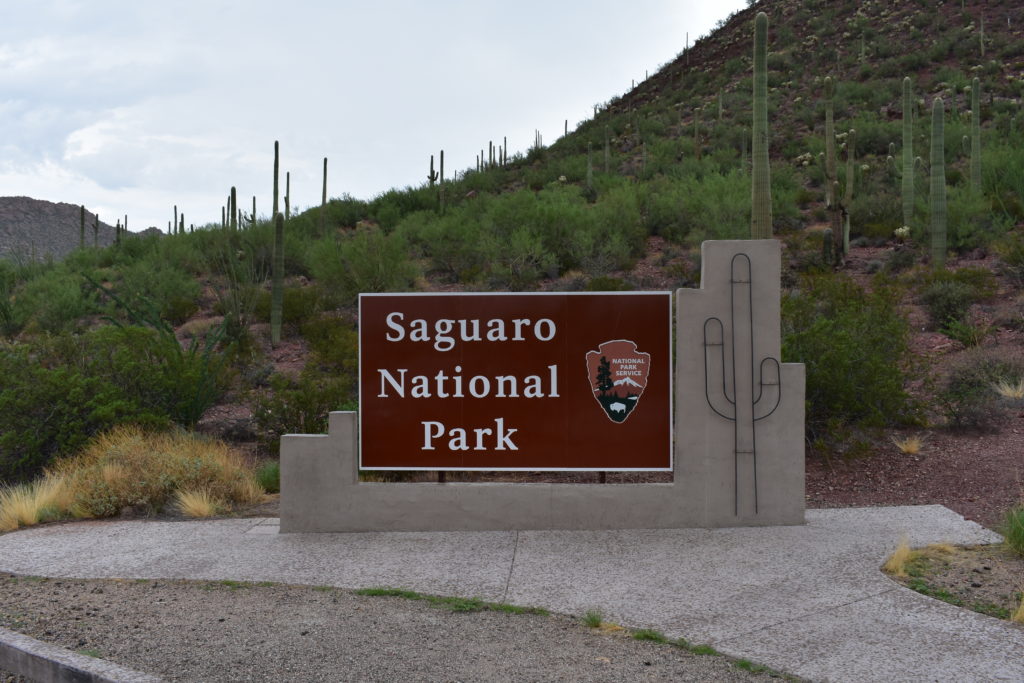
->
(281, 240), (804, 532)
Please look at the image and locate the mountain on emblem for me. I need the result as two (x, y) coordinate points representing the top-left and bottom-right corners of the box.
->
(585, 340), (651, 423)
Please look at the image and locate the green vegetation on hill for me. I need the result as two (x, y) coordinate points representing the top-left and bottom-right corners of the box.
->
(2, 0), (1024, 481)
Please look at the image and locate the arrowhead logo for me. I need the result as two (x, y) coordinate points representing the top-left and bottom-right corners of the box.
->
(585, 340), (651, 423)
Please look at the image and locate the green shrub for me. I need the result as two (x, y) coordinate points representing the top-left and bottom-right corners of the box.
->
(255, 460), (280, 494)
(0, 345), (167, 483)
(993, 231), (1024, 285)
(308, 226), (418, 304)
(1003, 505), (1024, 558)
(920, 280), (975, 329)
(782, 273), (920, 443)
(937, 349), (1024, 431)
(11, 268), (94, 334)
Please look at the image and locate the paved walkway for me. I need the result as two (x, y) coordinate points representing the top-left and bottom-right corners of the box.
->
(1, 505), (1021, 682)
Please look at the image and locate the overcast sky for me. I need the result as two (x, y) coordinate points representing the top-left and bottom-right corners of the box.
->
(1, 1), (747, 231)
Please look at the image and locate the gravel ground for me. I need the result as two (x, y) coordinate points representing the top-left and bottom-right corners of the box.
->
(0, 574), (780, 682)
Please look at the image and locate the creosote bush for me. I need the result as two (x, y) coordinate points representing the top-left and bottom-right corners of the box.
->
(782, 272), (921, 446)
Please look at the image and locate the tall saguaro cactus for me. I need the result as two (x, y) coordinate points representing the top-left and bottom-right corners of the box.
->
(271, 212), (284, 348)
(970, 77), (982, 193)
(427, 154), (438, 186)
(273, 141), (280, 216)
(824, 77), (837, 209)
(285, 172), (291, 221)
(320, 157), (328, 234)
(704, 253), (782, 515)
(842, 129), (855, 254)
(750, 12), (773, 239)
(902, 77), (914, 229)
(930, 98), (947, 268)
(230, 187), (238, 231)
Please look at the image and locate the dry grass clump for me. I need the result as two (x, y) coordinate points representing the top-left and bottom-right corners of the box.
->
(882, 536), (915, 577)
(993, 378), (1024, 401)
(49, 425), (263, 519)
(0, 476), (70, 532)
(176, 489), (224, 518)
(890, 434), (926, 455)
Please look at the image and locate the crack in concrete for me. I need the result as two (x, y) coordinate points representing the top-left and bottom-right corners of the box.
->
(501, 530), (519, 604)
(715, 585), (900, 645)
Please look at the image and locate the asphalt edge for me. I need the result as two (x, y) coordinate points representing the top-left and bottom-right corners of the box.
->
(0, 626), (162, 683)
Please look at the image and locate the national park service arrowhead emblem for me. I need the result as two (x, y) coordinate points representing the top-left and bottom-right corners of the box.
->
(585, 340), (651, 423)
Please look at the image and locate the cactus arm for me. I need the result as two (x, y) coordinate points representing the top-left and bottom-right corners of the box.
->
(704, 317), (736, 420)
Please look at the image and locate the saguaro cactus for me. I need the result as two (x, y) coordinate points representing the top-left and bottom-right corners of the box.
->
(285, 172), (291, 221)
(751, 12), (773, 239)
(824, 77), (837, 209)
(230, 187), (238, 231)
(271, 212), (284, 347)
(320, 157), (327, 234)
(842, 129), (855, 254)
(970, 77), (982, 193)
(427, 154), (438, 186)
(902, 77), (914, 229)
(930, 98), (947, 268)
(440, 150), (445, 183)
(273, 141), (280, 216)
(704, 253), (782, 515)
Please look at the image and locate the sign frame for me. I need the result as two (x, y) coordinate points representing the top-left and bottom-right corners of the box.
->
(358, 291), (674, 472)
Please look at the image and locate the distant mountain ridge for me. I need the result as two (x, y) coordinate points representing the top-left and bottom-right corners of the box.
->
(0, 196), (118, 261)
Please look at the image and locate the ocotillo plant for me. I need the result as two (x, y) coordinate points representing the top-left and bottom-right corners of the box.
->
(704, 253), (781, 516)
(824, 77), (837, 208)
(902, 77), (914, 229)
(320, 157), (327, 234)
(273, 141), (280, 216)
(79, 205), (85, 249)
(970, 77), (982, 193)
(930, 98), (947, 268)
(428, 154), (438, 186)
(271, 212), (284, 348)
(750, 12), (772, 239)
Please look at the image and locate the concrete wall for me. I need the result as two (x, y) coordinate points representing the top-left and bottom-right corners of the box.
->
(281, 240), (804, 532)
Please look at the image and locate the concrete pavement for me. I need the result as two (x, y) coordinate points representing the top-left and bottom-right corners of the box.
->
(0, 505), (1021, 682)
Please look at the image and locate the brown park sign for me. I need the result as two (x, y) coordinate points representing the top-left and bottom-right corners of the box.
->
(359, 292), (672, 471)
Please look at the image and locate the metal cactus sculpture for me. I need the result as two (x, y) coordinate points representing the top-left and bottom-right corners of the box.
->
(930, 98), (947, 268)
(970, 77), (982, 193)
(271, 212), (284, 348)
(751, 12), (772, 239)
(902, 77), (914, 230)
(704, 253), (781, 515)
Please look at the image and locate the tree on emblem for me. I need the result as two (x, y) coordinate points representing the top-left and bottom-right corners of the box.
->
(596, 356), (613, 396)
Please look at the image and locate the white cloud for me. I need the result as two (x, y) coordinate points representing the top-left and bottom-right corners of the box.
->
(2, 0), (747, 229)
